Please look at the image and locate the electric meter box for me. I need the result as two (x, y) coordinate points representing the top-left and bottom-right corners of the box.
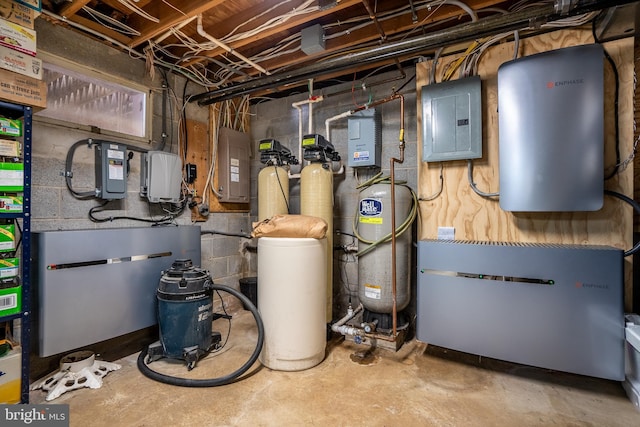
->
(348, 109), (381, 168)
(140, 151), (182, 203)
(95, 142), (127, 200)
(217, 127), (250, 203)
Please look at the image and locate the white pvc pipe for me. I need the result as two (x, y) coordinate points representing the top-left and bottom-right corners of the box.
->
(325, 110), (353, 142)
(331, 303), (363, 334)
(196, 15), (270, 76)
(289, 95), (325, 179)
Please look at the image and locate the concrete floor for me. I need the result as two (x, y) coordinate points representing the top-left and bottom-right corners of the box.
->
(30, 310), (640, 427)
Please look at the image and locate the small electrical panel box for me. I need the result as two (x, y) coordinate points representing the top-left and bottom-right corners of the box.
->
(217, 127), (250, 203)
(301, 24), (325, 55)
(348, 109), (381, 168)
(421, 75), (482, 162)
(95, 141), (127, 199)
(140, 151), (182, 203)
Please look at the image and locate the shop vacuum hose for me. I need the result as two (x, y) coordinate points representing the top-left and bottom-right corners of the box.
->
(137, 284), (264, 387)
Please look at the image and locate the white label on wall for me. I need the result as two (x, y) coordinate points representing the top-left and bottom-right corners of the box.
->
(231, 173), (240, 182)
(230, 166), (239, 174)
(230, 158), (239, 166)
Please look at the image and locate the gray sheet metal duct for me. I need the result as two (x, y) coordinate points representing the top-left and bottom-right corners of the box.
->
(190, 0), (635, 105)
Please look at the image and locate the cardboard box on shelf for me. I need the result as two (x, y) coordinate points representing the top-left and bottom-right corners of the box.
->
(0, 115), (20, 136)
(0, 0), (36, 29)
(0, 345), (21, 404)
(0, 45), (41, 79)
(0, 162), (22, 192)
(0, 139), (19, 157)
(0, 257), (18, 278)
(14, 0), (39, 13)
(0, 223), (15, 252)
(0, 67), (46, 109)
(0, 17), (36, 56)
(0, 195), (21, 212)
(0, 279), (19, 316)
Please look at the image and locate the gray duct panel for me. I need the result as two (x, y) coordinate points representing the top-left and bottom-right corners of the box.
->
(32, 226), (201, 357)
(417, 240), (624, 380)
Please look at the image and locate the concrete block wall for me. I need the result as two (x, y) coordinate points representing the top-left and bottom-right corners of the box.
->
(31, 19), (254, 300)
(31, 19), (419, 322)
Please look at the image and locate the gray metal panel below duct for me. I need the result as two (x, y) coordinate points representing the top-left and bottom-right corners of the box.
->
(32, 226), (201, 357)
(417, 239), (625, 380)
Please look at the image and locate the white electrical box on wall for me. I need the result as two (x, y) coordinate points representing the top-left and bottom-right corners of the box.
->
(217, 127), (250, 203)
(140, 151), (182, 203)
(421, 76), (482, 162)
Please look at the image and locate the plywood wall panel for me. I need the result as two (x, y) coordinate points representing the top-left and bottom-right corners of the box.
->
(416, 29), (635, 309)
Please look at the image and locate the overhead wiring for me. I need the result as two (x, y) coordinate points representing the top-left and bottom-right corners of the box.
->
(604, 190), (640, 257)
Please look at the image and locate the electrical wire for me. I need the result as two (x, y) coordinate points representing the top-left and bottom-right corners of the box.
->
(89, 200), (185, 225)
(352, 174), (418, 257)
(467, 159), (499, 198)
(273, 165), (290, 213)
(604, 190), (640, 257)
(200, 230), (252, 239)
(419, 163), (444, 201)
(592, 18), (621, 180)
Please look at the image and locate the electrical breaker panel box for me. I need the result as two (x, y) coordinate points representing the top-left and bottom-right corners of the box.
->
(348, 109), (381, 168)
(95, 142), (127, 200)
(421, 75), (482, 162)
(217, 127), (250, 203)
(140, 151), (182, 203)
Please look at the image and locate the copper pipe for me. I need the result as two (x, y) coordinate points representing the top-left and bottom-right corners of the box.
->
(351, 91), (405, 339)
(361, 0), (386, 42)
(360, 0), (406, 77)
(389, 93), (405, 339)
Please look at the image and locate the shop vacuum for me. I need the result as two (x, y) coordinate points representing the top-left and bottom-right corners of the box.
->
(137, 259), (264, 387)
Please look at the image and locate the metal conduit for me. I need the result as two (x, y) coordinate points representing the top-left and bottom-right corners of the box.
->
(190, 0), (632, 105)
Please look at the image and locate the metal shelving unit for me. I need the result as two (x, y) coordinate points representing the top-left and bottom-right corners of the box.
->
(0, 100), (32, 404)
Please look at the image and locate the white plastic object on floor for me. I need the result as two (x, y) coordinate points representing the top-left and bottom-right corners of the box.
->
(624, 314), (640, 411)
(30, 350), (121, 401)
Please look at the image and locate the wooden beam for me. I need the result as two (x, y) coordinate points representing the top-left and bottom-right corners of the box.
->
(59, 0), (91, 17)
(127, 0), (227, 48)
(181, 0), (363, 68)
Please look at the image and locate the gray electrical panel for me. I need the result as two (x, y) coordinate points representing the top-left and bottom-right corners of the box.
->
(421, 76), (482, 162)
(348, 109), (381, 168)
(217, 127), (250, 203)
(95, 141), (127, 199)
(498, 44), (604, 212)
(140, 151), (182, 203)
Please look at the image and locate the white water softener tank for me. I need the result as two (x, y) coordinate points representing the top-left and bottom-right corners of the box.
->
(357, 183), (413, 313)
(258, 237), (327, 371)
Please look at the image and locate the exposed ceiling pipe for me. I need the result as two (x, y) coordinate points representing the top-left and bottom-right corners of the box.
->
(195, 15), (271, 76)
(361, 0), (387, 41)
(191, 0), (632, 105)
(361, 0), (406, 78)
